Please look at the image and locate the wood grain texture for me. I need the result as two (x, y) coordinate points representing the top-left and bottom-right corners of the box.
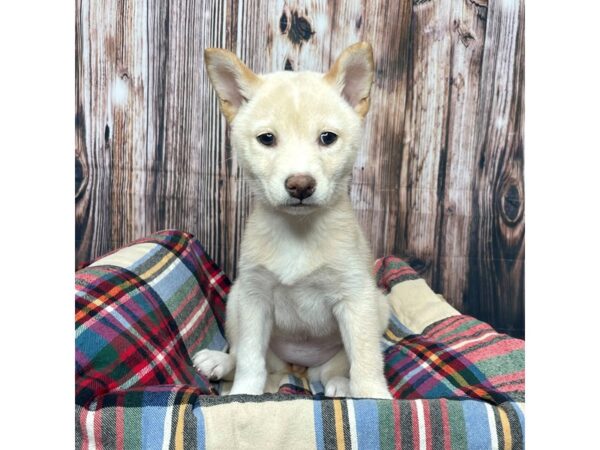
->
(75, 0), (525, 338)
(466, 0), (524, 337)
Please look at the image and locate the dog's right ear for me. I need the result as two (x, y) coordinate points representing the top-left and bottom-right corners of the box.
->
(204, 49), (262, 123)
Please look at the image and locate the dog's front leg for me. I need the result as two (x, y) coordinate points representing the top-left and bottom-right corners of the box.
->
(334, 289), (392, 399)
(228, 279), (273, 396)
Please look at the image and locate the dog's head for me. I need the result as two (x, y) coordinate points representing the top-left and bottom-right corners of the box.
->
(204, 43), (374, 215)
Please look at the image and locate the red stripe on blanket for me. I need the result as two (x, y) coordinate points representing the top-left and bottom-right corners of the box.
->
(411, 402), (419, 447)
(460, 337), (524, 363)
(440, 399), (452, 450)
(393, 400), (402, 450)
(423, 400), (433, 450)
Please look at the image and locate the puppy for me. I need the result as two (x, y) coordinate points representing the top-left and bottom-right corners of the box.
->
(193, 42), (391, 399)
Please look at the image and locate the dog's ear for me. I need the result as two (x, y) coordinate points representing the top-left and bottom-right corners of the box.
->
(204, 49), (262, 122)
(324, 42), (374, 117)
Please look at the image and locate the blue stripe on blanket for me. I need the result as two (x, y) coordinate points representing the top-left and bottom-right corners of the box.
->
(462, 400), (492, 450)
(353, 399), (380, 450)
(193, 405), (206, 450)
(313, 400), (325, 450)
(142, 390), (167, 448)
(150, 258), (195, 301)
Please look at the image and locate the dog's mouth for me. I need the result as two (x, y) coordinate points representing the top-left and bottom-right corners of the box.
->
(288, 199), (316, 208)
(280, 200), (318, 214)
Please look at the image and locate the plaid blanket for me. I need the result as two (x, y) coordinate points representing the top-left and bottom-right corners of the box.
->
(76, 230), (524, 449)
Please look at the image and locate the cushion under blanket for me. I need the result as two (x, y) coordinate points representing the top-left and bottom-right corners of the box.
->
(76, 230), (524, 449)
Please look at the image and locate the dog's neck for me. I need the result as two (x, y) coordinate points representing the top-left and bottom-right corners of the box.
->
(243, 189), (367, 281)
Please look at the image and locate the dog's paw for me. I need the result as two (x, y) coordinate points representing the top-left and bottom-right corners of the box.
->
(324, 376), (351, 397)
(192, 349), (234, 381)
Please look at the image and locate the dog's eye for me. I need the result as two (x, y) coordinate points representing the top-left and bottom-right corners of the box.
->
(257, 133), (276, 146)
(319, 132), (338, 146)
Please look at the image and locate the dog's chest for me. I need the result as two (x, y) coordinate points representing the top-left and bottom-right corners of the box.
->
(268, 267), (344, 366)
(263, 242), (328, 286)
(267, 265), (343, 338)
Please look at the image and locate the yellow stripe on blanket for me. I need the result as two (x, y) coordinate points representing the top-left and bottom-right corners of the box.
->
(175, 390), (192, 450)
(139, 250), (177, 281)
(90, 242), (179, 284)
(499, 406), (512, 450)
(333, 399), (346, 450)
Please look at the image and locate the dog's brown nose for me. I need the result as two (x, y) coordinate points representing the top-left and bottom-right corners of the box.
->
(285, 175), (316, 200)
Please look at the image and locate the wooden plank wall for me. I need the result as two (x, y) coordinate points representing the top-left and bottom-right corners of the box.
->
(76, 0), (525, 338)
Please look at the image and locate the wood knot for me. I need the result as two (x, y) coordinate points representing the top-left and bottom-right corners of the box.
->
(279, 12), (288, 34)
(75, 155), (87, 199)
(469, 0), (488, 21)
(75, 111), (84, 129)
(287, 11), (314, 45)
(499, 182), (523, 225)
(468, 0), (488, 7)
(75, 157), (84, 193)
(454, 20), (476, 48)
(450, 73), (465, 91)
(406, 256), (430, 275)
(284, 58), (293, 71)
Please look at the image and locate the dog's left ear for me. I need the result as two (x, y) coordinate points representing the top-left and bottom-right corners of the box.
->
(324, 42), (374, 117)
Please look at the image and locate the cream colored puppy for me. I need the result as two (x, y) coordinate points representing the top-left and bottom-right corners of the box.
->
(193, 42), (391, 399)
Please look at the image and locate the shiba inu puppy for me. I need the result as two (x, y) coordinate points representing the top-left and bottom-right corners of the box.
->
(193, 42), (391, 399)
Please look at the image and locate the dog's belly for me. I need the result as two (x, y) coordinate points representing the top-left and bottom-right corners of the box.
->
(267, 266), (344, 367)
(270, 333), (343, 367)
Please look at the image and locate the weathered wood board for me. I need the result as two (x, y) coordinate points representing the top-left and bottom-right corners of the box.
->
(76, 0), (525, 338)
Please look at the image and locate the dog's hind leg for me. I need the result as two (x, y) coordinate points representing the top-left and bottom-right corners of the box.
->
(307, 349), (351, 397)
